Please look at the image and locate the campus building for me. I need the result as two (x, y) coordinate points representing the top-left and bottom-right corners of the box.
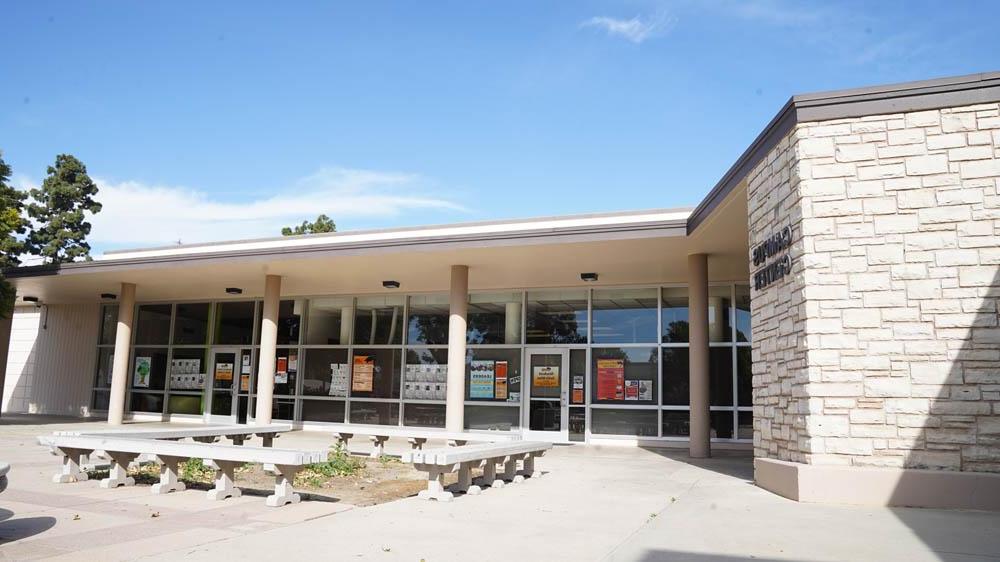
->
(2, 72), (999, 510)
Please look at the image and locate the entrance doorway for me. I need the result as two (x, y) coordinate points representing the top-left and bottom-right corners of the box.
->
(207, 348), (254, 423)
(524, 348), (569, 442)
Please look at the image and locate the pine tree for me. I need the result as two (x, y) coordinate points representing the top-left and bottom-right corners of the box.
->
(0, 151), (28, 318)
(26, 154), (102, 263)
(281, 214), (336, 236)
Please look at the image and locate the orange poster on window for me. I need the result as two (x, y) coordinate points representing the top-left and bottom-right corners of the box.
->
(352, 355), (374, 392)
(495, 360), (508, 400)
(596, 359), (624, 401)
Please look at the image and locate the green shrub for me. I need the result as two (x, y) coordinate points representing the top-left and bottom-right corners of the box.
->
(295, 444), (365, 487)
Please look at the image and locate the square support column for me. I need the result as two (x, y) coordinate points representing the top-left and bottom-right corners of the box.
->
(107, 282), (136, 425)
(0, 308), (12, 420)
(445, 265), (468, 432)
(688, 254), (711, 458)
(255, 274), (281, 424)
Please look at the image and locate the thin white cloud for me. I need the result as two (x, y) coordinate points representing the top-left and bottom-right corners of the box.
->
(580, 12), (675, 44)
(14, 167), (467, 253)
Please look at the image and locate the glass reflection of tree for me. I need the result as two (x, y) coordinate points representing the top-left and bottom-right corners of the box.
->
(663, 320), (689, 343)
(409, 309), (449, 345)
(528, 307), (585, 343)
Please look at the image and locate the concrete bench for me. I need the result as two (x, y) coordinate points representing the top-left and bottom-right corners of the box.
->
(401, 441), (551, 501)
(39, 435), (324, 507)
(326, 423), (520, 458)
(52, 424), (292, 447)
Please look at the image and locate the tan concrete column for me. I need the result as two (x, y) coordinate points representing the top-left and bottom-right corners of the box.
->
(504, 302), (522, 344)
(254, 275), (281, 424)
(0, 307), (13, 420)
(108, 282), (136, 425)
(445, 265), (469, 432)
(688, 254), (711, 458)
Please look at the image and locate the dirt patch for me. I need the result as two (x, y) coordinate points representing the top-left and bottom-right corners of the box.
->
(94, 454), (462, 507)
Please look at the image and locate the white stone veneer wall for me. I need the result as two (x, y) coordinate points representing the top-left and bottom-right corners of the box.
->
(751, 102), (1000, 472)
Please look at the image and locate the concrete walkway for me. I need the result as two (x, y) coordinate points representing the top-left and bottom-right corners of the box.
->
(2, 417), (999, 561)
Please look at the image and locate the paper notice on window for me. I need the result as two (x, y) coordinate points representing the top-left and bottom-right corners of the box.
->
(596, 358), (624, 400)
(241, 353), (252, 374)
(240, 374), (250, 392)
(133, 357), (152, 388)
(470, 360), (495, 399)
(329, 363), (349, 397)
(625, 379), (639, 401)
(215, 362), (234, 382)
(495, 360), (508, 400)
(638, 379), (653, 401)
(533, 365), (559, 388)
(352, 355), (374, 392)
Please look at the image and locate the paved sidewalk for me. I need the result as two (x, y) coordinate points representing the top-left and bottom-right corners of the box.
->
(2, 417), (999, 561)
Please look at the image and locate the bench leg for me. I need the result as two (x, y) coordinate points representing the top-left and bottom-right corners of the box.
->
(472, 457), (502, 491)
(447, 439), (467, 447)
(519, 453), (542, 480)
(512, 453), (529, 483)
(334, 433), (352, 450)
(258, 433), (276, 448)
(227, 434), (246, 446)
(408, 437), (426, 450)
(415, 464), (453, 502)
(369, 436), (388, 458)
(54, 447), (91, 483)
(499, 455), (518, 484)
(206, 460), (242, 501)
(193, 436), (218, 444)
(152, 455), (186, 494)
(100, 452), (138, 489)
(266, 464), (302, 507)
(450, 461), (475, 494)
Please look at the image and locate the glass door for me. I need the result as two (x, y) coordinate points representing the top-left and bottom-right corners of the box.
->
(207, 348), (254, 423)
(524, 348), (569, 442)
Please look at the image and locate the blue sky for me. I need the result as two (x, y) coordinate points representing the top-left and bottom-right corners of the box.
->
(2, 1), (998, 253)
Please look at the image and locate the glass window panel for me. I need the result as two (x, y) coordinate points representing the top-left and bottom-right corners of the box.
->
(525, 290), (587, 344)
(530, 400), (560, 431)
(91, 390), (110, 411)
(709, 348), (734, 407)
(211, 391), (232, 416)
(129, 392), (163, 413)
(94, 347), (115, 389)
(738, 411), (753, 440)
(211, 351), (237, 390)
(403, 403), (446, 428)
(169, 348), (208, 392)
(708, 286), (733, 343)
(173, 302), (209, 345)
(407, 294), (450, 345)
(131, 348), (168, 390)
(661, 348), (690, 406)
(464, 405), (520, 430)
(134, 304), (172, 345)
(304, 297), (353, 345)
(271, 397), (295, 421)
(662, 410), (691, 437)
(592, 288), (657, 344)
(404, 348), (448, 401)
(215, 301), (256, 345)
(711, 410), (734, 439)
(468, 292), (522, 345)
(277, 300), (302, 345)
(661, 287), (689, 343)
(735, 285), (751, 343)
(302, 348), (350, 397)
(273, 348), (299, 396)
(301, 399), (346, 423)
(465, 348), (521, 403)
(349, 401), (399, 425)
(737, 347), (752, 406)
(354, 296), (404, 345)
(568, 407), (586, 442)
(99, 304), (118, 345)
(167, 394), (203, 415)
(569, 349), (586, 405)
(351, 348), (401, 399)
(590, 347), (657, 405)
(591, 409), (658, 436)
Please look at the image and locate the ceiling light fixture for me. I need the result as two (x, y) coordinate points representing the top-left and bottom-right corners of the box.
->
(225, 287), (243, 295)
(580, 272), (599, 282)
(22, 296), (39, 303)
(100, 293), (117, 300)
(382, 280), (400, 289)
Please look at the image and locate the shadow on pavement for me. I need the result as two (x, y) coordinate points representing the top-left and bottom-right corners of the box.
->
(636, 550), (800, 562)
(0, 413), (107, 426)
(640, 447), (754, 481)
(0, 516), (57, 544)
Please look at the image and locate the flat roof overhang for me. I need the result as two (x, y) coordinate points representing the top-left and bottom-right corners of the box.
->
(5, 209), (751, 304)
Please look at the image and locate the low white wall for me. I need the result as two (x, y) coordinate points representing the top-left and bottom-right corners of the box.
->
(2, 304), (99, 416)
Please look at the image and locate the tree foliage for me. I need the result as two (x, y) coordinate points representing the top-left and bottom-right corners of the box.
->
(26, 154), (102, 263)
(0, 152), (28, 318)
(281, 214), (336, 236)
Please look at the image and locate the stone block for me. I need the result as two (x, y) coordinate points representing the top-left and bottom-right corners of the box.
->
(805, 415), (850, 437)
(959, 266), (1000, 287)
(940, 113), (977, 133)
(904, 110), (939, 128)
(905, 154), (949, 176)
(812, 199), (863, 217)
(948, 146), (993, 161)
(847, 180), (884, 198)
(904, 231), (957, 251)
(909, 362), (962, 385)
(836, 144), (877, 162)
(867, 245), (904, 265)
(843, 309), (881, 328)
(960, 159), (1000, 179)
(858, 163), (905, 180)
(797, 137), (836, 158)
(848, 272), (892, 291)
(918, 205), (970, 224)
(935, 249), (981, 266)
(885, 398), (930, 414)
(926, 133), (966, 150)
(864, 377), (911, 398)
(824, 438), (874, 455)
(887, 128), (925, 145)
(929, 401), (992, 415)
(874, 214), (919, 234)
(813, 163), (857, 178)
(801, 178), (846, 197)
(897, 189), (937, 209)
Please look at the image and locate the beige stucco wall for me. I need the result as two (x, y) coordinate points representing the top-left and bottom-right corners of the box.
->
(1, 304), (99, 416)
(751, 102), (1000, 472)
